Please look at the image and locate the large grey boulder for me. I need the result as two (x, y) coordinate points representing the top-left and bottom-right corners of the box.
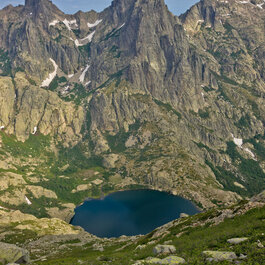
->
(160, 256), (186, 264)
(153, 245), (176, 255)
(0, 242), (29, 264)
(202, 251), (237, 262)
(227, 238), (248, 244)
(134, 255), (186, 264)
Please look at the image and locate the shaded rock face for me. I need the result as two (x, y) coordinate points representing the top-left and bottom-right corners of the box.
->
(0, 73), (84, 143)
(0, 0), (264, 209)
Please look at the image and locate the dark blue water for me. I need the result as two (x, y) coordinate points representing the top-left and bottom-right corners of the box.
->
(70, 189), (199, 238)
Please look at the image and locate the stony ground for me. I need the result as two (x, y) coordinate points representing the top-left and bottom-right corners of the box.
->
(0, 191), (264, 264)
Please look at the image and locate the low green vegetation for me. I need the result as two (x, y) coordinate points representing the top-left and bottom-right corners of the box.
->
(198, 108), (210, 119)
(0, 49), (12, 76)
(103, 26), (123, 41)
(235, 114), (251, 129)
(48, 76), (67, 91)
(78, 43), (91, 57)
(98, 68), (126, 89)
(31, 203), (265, 265)
(226, 141), (265, 195)
(51, 143), (103, 175)
(202, 86), (215, 92)
(0, 132), (51, 158)
(154, 99), (182, 120)
(109, 45), (121, 58)
(206, 141), (265, 197)
(106, 120), (141, 153)
(194, 141), (215, 154)
(244, 135), (265, 160)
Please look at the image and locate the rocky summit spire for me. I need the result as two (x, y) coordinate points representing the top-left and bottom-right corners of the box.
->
(24, 0), (55, 13)
(25, 0), (48, 8)
(24, 0), (62, 20)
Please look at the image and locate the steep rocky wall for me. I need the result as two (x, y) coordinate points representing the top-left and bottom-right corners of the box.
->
(0, 72), (84, 143)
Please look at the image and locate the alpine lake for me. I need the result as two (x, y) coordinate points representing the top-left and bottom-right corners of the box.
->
(70, 189), (199, 238)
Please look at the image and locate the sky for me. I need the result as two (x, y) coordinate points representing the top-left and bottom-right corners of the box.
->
(0, 0), (198, 15)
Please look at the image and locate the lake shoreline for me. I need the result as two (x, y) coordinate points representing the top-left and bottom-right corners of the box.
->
(70, 189), (200, 238)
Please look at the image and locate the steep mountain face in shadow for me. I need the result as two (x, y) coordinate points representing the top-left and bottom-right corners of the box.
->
(0, 0), (264, 216)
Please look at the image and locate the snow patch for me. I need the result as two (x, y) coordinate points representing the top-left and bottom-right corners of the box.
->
(69, 19), (78, 27)
(244, 148), (255, 159)
(80, 31), (96, 42)
(79, 65), (90, 83)
(87, 19), (102, 28)
(63, 19), (71, 30)
(62, 86), (70, 95)
(41, 59), (58, 87)
(117, 23), (125, 30)
(257, 0), (265, 9)
(238, 1), (250, 3)
(63, 19), (77, 31)
(232, 134), (243, 148)
(25, 196), (32, 205)
(32, 126), (37, 135)
(234, 182), (245, 189)
(231, 134), (257, 160)
(74, 31), (95, 47)
(85, 81), (91, 86)
(0, 126), (5, 130)
(49, 19), (59, 27)
(68, 74), (74, 78)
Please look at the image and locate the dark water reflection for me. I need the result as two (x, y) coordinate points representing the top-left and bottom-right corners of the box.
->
(70, 189), (199, 238)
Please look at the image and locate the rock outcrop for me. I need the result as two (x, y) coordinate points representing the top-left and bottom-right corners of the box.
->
(153, 245), (176, 255)
(0, 242), (29, 264)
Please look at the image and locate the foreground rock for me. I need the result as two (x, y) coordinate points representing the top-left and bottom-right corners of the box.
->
(0, 242), (29, 264)
(202, 251), (237, 262)
(227, 238), (248, 244)
(153, 245), (176, 255)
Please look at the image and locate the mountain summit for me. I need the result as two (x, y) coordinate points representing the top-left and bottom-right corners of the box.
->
(0, 0), (264, 219)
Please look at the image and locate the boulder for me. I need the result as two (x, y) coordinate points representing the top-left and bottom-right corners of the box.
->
(202, 251), (237, 262)
(160, 256), (186, 264)
(146, 257), (162, 264)
(257, 240), (264, 248)
(0, 242), (29, 264)
(135, 245), (146, 250)
(137, 256), (186, 264)
(179, 213), (189, 218)
(153, 245), (176, 255)
(227, 238), (248, 244)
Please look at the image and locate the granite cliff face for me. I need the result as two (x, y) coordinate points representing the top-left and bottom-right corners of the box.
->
(0, 0), (264, 216)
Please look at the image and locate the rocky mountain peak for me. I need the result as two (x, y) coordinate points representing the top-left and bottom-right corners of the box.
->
(25, 0), (50, 10)
(24, 0), (61, 19)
